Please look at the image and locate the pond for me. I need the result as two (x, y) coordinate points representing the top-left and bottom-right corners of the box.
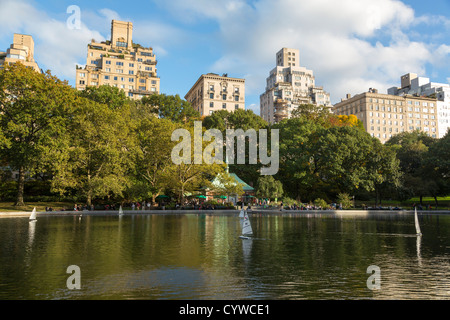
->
(0, 211), (448, 300)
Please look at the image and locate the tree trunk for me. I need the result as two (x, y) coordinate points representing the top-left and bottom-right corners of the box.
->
(420, 195), (423, 206)
(87, 192), (92, 206)
(434, 196), (438, 209)
(15, 166), (26, 206)
(374, 187), (379, 207)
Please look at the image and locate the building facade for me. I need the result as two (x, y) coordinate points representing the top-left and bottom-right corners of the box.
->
(75, 20), (160, 99)
(260, 48), (331, 123)
(388, 73), (450, 138)
(333, 88), (439, 143)
(0, 33), (40, 72)
(185, 73), (245, 116)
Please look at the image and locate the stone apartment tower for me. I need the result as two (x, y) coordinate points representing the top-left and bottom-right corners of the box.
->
(260, 48), (331, 123)
(185, 73), (245, 116)
(76, 20), (160, 99)
(0, 33), (40, 72)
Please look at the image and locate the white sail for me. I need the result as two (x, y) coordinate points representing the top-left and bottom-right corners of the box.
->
(239, 210), (245, 218)
(119, 205), (123, 216)
(29, 207), (37, 221)
(414, 207), (422, 236)
(241, 212), (253, 236)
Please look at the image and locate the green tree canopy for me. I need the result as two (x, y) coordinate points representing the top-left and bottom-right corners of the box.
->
(140, 93), (200, 123)
(0, 63), (78, 205)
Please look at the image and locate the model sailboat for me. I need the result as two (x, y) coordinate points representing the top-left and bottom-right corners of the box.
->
(239, 210), (253, 239)
(414, 207), (422, 236)
(29, 207), (37, 221)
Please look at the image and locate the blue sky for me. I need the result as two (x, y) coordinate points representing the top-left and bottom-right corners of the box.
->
(1, 0), (449, 115)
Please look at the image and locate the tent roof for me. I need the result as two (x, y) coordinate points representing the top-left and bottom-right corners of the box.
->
(229, 173), (254, 191)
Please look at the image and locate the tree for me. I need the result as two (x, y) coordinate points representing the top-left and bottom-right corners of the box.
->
(422, 131), (450, 206)
(131, 116), (179, 204)
(386, 131), (437, 205)
(77, 85), (130, 110)
(209, 171), (244, 198)
(141, 93), (200, 123)
(51, 98), (133, 205)
(256, 175), (283, 202)
(0, 63), (77, 206)
(291, 103), (331, 121)
(168, 123), (223, 203)
(203, 109), (269, 188)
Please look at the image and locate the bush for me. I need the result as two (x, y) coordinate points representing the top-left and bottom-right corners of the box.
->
(337, 193), (353, 209)
(314, 198), (328, 209)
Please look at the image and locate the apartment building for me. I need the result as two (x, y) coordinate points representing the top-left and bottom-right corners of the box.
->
(185, 73), (245, 116)
(76, 20), (160, 99)
(260, 48), (331, 123)
(333, 88), (438, 143)
(388, 73), (450, 138)
(0, 33), (40, 72)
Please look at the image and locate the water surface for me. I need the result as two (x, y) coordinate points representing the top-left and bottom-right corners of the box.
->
(0, 212), (448, 299)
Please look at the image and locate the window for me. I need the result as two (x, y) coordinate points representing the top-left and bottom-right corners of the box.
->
(105, 68), (111, 72)
(104, 75), (110, 80)
(114, 76), (118, 81)
(79, 73), (85, 77)
(117, 41), (127, 48)
(129, 78), (134, 82)
(129, 63), (134, 67)
(210, 93), (214, 99)
(235, 104), (239, 110)
(222, 103), (226, 109)
(210, 102), (214, 108)
(129, 70), (134, 75)
(116, 69), (123, 73)
(79, 80), (85, 85)
(105, 60), (111, 65)
(222, 94), (227, 100)
(234, 96), (239, 102)
(116, 62), (124, 66)
(139, 86), (146, 90)
(139, 79), (146, 83)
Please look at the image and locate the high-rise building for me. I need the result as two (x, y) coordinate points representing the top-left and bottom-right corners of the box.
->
(388, 73), (450, 138)
(185, 73), (245, 116)
(0, 33), (40, 72)
(76, 20), (160, 99)
(260, 48), (331, 123)
(333, 88), (438, 143)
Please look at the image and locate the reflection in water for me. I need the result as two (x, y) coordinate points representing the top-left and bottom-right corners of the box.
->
(0, 213), (448, 300)
(27, 220), (36, 248)
(416, 235), (422, 268)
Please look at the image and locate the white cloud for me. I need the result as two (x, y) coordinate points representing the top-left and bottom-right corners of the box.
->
(166, 0), (447, 107)
(0, 0), (106, 83)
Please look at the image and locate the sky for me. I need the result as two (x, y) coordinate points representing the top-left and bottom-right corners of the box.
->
(0, 0), (449, 115)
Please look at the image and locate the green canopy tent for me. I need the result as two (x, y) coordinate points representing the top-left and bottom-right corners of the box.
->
(155, 195), (170, 202)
